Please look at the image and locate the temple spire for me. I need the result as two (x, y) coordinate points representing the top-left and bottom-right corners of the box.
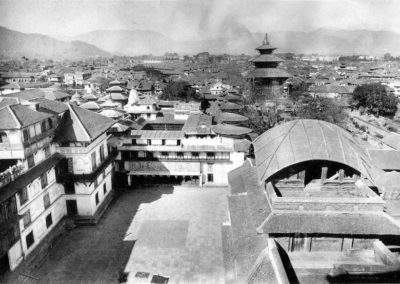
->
(262, 33), (270, 46)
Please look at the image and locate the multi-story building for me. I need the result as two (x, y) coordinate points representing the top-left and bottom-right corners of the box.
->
(0, 100), (67, 271)
(56, 104), (116, 224)
(113, 113), (247, 186)
(63, 72), (91, 86)
(0, 98), (116, 273)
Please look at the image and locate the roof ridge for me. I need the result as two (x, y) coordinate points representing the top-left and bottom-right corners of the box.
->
(7, 105), (21, 128)
(67, 103), (91, 142)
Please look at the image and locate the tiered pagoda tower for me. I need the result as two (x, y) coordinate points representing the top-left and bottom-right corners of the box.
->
(249, 33), (291, 86)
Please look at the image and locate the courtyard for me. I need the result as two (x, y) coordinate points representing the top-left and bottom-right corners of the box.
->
(1, 186), (229, 284)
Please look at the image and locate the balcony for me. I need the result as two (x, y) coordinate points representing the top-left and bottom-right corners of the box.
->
(23, 128), (55, 147)
(0, 162), (24, 189)
(123, 155), (230, 162)
(59, 150), (117, 182)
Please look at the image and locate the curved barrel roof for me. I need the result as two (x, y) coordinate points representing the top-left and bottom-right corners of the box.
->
(253, 119), (370, 183)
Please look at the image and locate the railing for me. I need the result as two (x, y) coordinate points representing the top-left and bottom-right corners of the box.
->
(0, 163), (25, 189)
(123, 155), (230, 162)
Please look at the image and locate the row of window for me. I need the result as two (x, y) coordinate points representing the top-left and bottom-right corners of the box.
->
(22, 192), (51, 228)
(20, 169), (51, 207)
(121, 151), (229, 160)
(27, 145), (51, 169)
(25, 213), (52, 249)
(131, 139), (181, 146)
(22, 118), (53, 142)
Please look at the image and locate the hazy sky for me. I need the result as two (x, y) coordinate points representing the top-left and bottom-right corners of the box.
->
(1, 0), (400, 41)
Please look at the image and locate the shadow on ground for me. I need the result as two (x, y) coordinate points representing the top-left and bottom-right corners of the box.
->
(0, 186), (174, 284)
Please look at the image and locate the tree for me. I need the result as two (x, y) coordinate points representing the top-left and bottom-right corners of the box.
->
(384, 53), (393, 61)
(352, 83), (398, 116)
(296, 96), (348, 127)
(160, 81), (197, 102)
(240, 105), (278, 135)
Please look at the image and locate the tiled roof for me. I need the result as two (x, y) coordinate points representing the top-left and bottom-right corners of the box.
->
(110, 93), (128, 101)
(32, 98), (69, 114)
(382, 132), (400, 150)
(0, 105), (19, 129)
(260, 211), (400, 235)
(80, 101), (101, 110)
(211, 123), (252, 137)
(56, 103), (114, 142)
(10, 104), (52, 127)
(0, 82), (22, 90)
(368, 149), (400, 171)
(217, 112), (248, 123)
(106, 86), (124, 92)
(248, 68), (291, 79)
(0, 97), (19, 108)
(252, 54), (283, 63)
(130, 130), (183, 139)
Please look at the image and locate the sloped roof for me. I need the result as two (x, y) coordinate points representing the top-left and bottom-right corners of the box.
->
(0, 97), (19, 108)
(137, 96), (157, 105)
(211, 123), (252, 137)
(32, 98), (69, 114)
(382, 132), (400, 150)
(0, 82), (22, 90)
(56, 103), (114, 142)
(45, 91), (70, 100)
(260, 211), (400, 235)
(110, 93), (128, 101)
(252, 54), (283, 63)
(80, 101), (101, 110)
(368, 149), (400, 171)
(253, 119), (370, 183)
(217, 112), (248, 123)
(0, 106), (19, 129)
(106, 85), (124, 92)
(10, 104), (52, 128)
(248, 68), (291, 79)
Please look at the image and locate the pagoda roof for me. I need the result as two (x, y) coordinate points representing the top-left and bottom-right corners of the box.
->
(248, 68), (292, 79)
(252, 54), (283, 63)
(255, 44), (277, 51)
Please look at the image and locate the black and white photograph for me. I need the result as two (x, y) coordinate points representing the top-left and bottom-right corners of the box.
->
(1, 0), (400, 283)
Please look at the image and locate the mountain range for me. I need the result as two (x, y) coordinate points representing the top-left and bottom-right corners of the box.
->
(0, 26), (110, 60)
(2, 25), (400, 59)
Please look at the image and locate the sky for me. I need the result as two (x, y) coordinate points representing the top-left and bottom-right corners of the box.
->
(1, 0), (400, 41)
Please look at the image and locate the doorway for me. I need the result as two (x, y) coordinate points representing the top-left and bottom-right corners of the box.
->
(66, 200), (78, 216)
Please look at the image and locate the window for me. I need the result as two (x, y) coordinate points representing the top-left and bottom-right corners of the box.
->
(45, 213), (53, 228)
(20, 187), (28, 205)
(41, 120), (47, 133)
(91, 152), (96, 171)
(103, 183), (107, 194)
(206, 152), (215, 159)
(132, 139), (136, 145)
(26, 231), (34, 249)
(94, 178), (98, 188)
(48, 118), (53, 129)
(162, 139), (166, 145)
(23, 129), (29, 141)
(100, 145), (105, 162)
(40, 172), (48, 189)
(177, 139), (181, 145)
(23, 210), (31, 227)
(207, 174), (214, 182)
(207, 163), (213, 172)
(95, 193), (99, 205)
(65, 182), (75, 194)
(146, 152), (153, 159)
(27, 155), (35, 168)
(161, 152), (168, 157)
(147, 114), (151, 118)
(192, 152), (199, 158)
(44, 145), (51, 158)
(0, 132), (8, 143)
(177, 152), (184, 158)
(147, 139), (152, 145)
(43, 193), (50, 209)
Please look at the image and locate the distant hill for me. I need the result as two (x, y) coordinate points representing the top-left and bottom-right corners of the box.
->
(75, 28), (400, 56)
(0, 26), (110, 59)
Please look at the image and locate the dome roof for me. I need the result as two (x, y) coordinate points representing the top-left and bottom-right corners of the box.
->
(253, 119), (372, 183)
